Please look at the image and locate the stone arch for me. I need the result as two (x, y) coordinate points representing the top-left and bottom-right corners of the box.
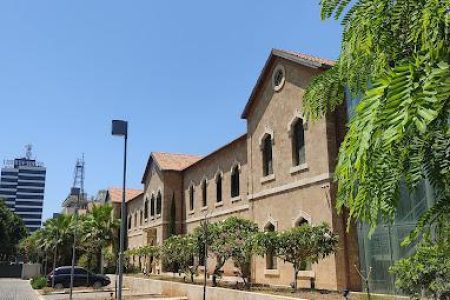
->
(287, 110), (308, 136)
(258, 127), (274, 149)
(292, 210), (312, 227)
(263, 216), (278, 231)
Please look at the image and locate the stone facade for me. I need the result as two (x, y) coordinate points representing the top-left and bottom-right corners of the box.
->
(126, 49), (361, 291)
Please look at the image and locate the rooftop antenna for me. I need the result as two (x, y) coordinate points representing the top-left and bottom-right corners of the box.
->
(72, 154), (85, 197)
(63, 154), (87, 208)
(25, 144), (33, 160)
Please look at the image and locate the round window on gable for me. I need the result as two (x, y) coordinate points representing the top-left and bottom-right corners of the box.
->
(272, 65), (286, 92)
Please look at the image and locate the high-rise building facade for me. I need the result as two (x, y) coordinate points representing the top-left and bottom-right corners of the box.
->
(0, 148), (46, 233)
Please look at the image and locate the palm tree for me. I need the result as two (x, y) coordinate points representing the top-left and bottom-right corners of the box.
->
(43, 215), (73, 287)
(80, 204), (119, 274)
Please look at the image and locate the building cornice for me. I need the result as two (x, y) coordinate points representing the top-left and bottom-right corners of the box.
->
(248, 173), (332, 201)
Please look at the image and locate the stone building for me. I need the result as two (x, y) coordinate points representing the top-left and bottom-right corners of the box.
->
(126, 49), (361, 291)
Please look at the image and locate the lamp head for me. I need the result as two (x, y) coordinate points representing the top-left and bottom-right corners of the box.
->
(112, 120), (128, 137)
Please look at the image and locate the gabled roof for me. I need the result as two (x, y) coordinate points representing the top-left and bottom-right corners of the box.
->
(107, 187), (143, 203)
(141, 152), (202, 183)
(241, 49), (335, 119)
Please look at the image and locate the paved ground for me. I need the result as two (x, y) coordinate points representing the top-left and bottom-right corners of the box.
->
(0, 278), (39, 300)
(40, 290), (114, 299)
(40, 291), (172, 299)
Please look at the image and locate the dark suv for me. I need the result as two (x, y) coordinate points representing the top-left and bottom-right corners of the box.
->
(47, 266), (111, 289)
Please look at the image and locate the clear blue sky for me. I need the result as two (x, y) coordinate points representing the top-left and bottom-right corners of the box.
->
(0, 1), (342, 221)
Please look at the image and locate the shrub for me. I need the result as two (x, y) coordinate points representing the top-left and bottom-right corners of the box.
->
(31, 275), (47, 289)
(390, 220), (450, 299)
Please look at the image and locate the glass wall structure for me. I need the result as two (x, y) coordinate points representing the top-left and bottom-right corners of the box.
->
(346, 91), (435, 293)
(357, 182), (434, 293)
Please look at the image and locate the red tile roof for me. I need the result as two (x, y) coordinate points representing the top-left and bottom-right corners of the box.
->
(152, 152), (202, 171)
(273, 49), (336, 67)
(141, 152), (202, 183)
(108, 187), (143, 203)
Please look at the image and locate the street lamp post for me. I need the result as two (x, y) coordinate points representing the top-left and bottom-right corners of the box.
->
(112, 120), (128, 300)
(69, 187), (81, 300)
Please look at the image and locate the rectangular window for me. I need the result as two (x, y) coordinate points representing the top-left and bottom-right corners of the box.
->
(189, 186), (194, 211)
(216, 175), (222, 202)
(263, 136), (273, 176)
(202, 180), (207, 207)
(231, 166), (240, 197)
(292, 120), (305, 166)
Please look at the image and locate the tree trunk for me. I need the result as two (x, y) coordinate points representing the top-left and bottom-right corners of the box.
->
(96, 249), (102, 274)
(100, 248), (104, 275)
(44, 253), (48, 275)
(212, 256), (225, 287)
(51, 248), (58, 288)
(143, 254), (147, 275)
(292, 267), (299, 292)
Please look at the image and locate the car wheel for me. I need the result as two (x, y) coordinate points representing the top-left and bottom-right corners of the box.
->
(92, 281), (103, 289)
(54, 283), (64, 290)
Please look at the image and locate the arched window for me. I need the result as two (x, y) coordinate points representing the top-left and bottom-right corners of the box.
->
(216, 173), (222, 203)
(231, 165), (240, 198)
(265, 223), (277, 269)
(189, 185), (194, 211)
(156, 191), (162, 215)
(150, 194), (155, 216)
(140, 210), (143, 225)
(201, 179), (207, 207)
(262, 135), (273, 176)
(128, 215), (132, 229)
(295, 218), (309, 227)
(144, 198), (149, 220)
(292, 119), (305, 166)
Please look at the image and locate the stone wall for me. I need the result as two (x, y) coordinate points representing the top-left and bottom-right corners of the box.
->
(121, 276), (307, 300)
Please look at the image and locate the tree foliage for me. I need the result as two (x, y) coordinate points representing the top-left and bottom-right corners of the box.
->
(20, 204), (119, 275)
(390, 217), (450, 299)
(125, 245), (162, 274)
(161, 234), (199, 282)
(210, 217), (258, 288)
(254, 223), (338, 291)
(0, 200), (27, 261)
(79, 204), (119, 273)
(192, 220), (226, 286)
(304, 0), (450, 235)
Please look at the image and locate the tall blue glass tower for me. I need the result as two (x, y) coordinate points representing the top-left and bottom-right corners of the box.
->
(0, 147), (46, 233)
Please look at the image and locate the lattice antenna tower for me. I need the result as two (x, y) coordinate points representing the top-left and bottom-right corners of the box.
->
(72, 154), (85, 200)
